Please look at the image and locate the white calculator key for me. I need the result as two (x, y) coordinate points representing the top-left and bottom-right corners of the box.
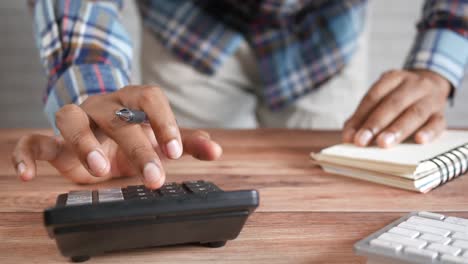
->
(452, 240), (468, 250)
(98, 188), (124, 203)
(426, 243), (462, 256)
(419, 233), (451, 245)
(388, 227), (419, 238)
(99, 188), (122, 194)
(378, 233), (427, 249)
(398, 221), (451, 237)
(418, 211), (445, 220)
(369, 239), (402, 252)
(440, 254), (468, 264)
(407, 216), (468, 233)
(446, 217), (468, 227)
(66, 190), (92, 205)
(453, 232), (468, 241)
(403, 246), (438, 260)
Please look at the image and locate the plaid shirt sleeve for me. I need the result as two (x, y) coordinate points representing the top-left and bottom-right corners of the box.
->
(405, 0), (468, 90)
(31, 0), (132, 128)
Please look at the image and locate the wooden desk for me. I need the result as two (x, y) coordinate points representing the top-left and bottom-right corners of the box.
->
(1, 129), (468, 264)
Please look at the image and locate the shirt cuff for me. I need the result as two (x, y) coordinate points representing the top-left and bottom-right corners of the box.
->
(44, 64), (129, 132)
(404, 29), (468, 90)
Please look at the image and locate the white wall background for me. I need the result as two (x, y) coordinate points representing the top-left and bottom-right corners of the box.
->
(0, 1), (466, 128)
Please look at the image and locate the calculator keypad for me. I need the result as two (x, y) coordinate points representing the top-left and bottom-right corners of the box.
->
(65, 181), (223, 206)
(121, 181), (221, 202)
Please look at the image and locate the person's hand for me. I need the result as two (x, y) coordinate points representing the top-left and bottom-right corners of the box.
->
(11, 85), (222, 189)
(342, 69), (452, 148)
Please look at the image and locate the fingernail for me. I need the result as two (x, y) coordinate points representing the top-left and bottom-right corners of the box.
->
(343, 128), (356, 143)
(355, 129), (373, 146)
(418, 130), (433, 143)
(166, 139), (182, 159)
(17, 162), (26, 175)
(380, 132), (396, 147)
(87, 150), (108, 176)
(143, 162), (161, 184)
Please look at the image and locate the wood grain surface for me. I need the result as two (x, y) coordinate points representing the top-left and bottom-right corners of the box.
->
(1, 129), (467, 263)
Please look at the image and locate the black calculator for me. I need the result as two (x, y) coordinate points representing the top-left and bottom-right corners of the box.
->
(44, 180), (259, 262)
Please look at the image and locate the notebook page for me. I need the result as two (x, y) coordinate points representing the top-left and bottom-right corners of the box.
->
(320, 130), (468, 167)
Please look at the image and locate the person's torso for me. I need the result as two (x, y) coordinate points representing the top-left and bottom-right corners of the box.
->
(138, 0), (367, 109)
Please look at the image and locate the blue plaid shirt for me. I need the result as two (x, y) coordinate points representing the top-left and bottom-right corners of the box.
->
(31, 0), (468, 127)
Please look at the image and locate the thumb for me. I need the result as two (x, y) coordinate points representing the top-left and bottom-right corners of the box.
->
(12, 134), (62, 181)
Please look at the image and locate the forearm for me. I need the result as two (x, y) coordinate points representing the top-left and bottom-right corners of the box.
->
(31, 0), (133, 127)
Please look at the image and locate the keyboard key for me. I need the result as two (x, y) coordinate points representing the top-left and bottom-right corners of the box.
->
(66, 190), (92, 206)
(446, 217), (468, 227)
(398, 222), (451, 237)
(407, 216), (468, 233)
(426, 243), (462, 256)
(355, 213), (468, 264)
(378, 233), (427, 249)
(453, 232), (468, 241)
(452, 240), (468, 250)
(369, 239), (402, 252)
(419, 233), (451, 245)
(403, 246), (438, 261)
(418, 211), (445, 220)
(388, 227), (419, 238)
(440, 254), (468, 264)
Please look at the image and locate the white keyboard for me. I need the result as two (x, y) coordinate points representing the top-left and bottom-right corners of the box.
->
(355, 212), (468, 264)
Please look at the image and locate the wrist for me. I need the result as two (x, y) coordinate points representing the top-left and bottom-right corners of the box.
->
(408, 69), (452, 98)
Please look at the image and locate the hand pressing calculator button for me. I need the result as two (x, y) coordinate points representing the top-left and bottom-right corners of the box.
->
(44, 181), (259, 262)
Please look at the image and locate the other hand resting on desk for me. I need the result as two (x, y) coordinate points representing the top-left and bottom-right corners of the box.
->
(342, 69), (452, 148)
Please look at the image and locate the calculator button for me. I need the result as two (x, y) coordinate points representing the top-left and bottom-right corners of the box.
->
(125, 185), (147, 192)
(66, 190), (92, 206)
(206, 183), (222, 192)
(98, 188), (124, 203)
(162, 183), (179, 188)
(126, 192), (154, 200)
(184, 180), (205, 185)
(161, 188), (184, 194)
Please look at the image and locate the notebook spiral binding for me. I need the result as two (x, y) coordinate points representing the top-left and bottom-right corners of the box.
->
(425, 144), (468, 187)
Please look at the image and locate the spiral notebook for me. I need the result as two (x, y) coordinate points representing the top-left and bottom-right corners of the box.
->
(310, 130), (468, 193)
